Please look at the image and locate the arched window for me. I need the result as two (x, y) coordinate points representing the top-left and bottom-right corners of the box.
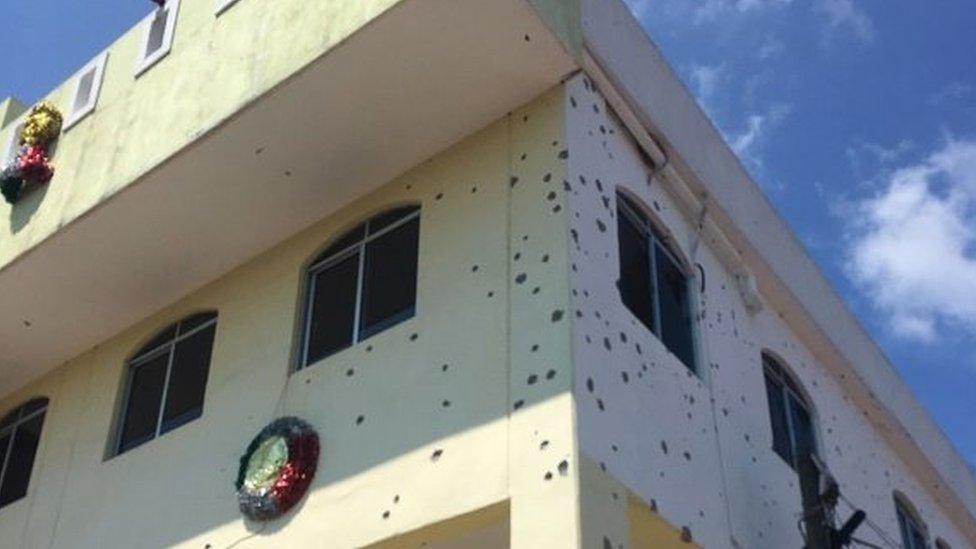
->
(0, 398), (48, 509)
(299, 205), (420, 369)
(762, 353), (816, 469)
(895, 493), (929, 549)
(115, 312), (217, 455)
(616, 192), (696, 372)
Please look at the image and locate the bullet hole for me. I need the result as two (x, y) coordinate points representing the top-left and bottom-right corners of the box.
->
(597, 399), (605, 411)
(603, 537), (612, 549)
(471, 186), (477, 193)
(514, 252), (522, 261)
(393, 495), (400, 504)
(254, 147), (264, 155)
(544, 173), (552, 182)
(603, 337), (612, 351)
(513, 400), (525, 410)
(366, 345), (373, 352)
(442, 400), (451, 408)
(524, 34), (531, 42)
(558, 461), (569, 476)
(284, 170), (292, 177)
(542, 254), (550, 262)
(532, 286), (541, 295)
(558, 149), (569, 159)
(487, 291), (495, 298)
(356, 415), (365, 425)
(595, 179), (604, 192)
(661, 441), (669, 455)
(563, 180), (572, 191)
(586, 377), (594, 392)
(22, 320), (31, 328)
(596, 219), (607, 232)
(544, 471), (553, 481)
(546, 369), (556, 380)
(547, 191), (557, 200)
(570, 229), (579, 244)
(305, 378), (311, 385)
(570, 96), (578, 108)
(540, 440), (549, 450)
(551, 310), (565, 322)
(431, 449), (443, 461)
(515, 273), (527, 284)
(681, 526), (693, 543)
(527, 374), (538, 385)
(435, 193), (443, 200)
(382, 511), (390, 519)
(621, 372), (629, 383)
(510, 176), (520, 187)
(441, 364), (449, 372)
(472, 264), (480, 272)
(531, 344), (540, 352)
(683, 451), (692, 461)
(611, 444), (618, 453)
(410, 333), (419, 341)
(521, 153), (527, 161)
(346, 369), (355, 377)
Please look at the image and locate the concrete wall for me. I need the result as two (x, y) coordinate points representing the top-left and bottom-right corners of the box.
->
(564, 73), (971, 549)
(0, 88), (582, 549)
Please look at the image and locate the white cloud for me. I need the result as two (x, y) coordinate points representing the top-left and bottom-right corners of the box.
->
(694, 0), (794, 23)
(727, 103), (791, 160)
(846, 139), (976, 341)
(688, 63), (724, 114)
(816, 0), (875, 43)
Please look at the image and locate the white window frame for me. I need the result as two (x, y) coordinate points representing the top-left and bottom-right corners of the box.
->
(134, 0), (181, 78)
(2, 116), (26, 168)
(215, 0), (242, 17)
(64, 51), (110, 131)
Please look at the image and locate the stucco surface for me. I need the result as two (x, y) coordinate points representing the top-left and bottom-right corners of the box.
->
(565, 73), (971, 549)
(0, 88), (581, 548)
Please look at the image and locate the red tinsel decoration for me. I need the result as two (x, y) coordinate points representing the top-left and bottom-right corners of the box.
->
(18, 146), (54, 184)
(271, 432), (320, 513)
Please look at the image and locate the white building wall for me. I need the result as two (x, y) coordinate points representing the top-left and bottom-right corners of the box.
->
(564, 73), (970, 549)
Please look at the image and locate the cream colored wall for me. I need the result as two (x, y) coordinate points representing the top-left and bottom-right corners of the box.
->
(0, 87), (582, 549)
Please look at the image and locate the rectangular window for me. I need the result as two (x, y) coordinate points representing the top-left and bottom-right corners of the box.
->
(64, 51), (109, 130)
(306, 253), (360, 364)
(764, 372), (793, 465)
(0, 413), (44, 507)
(215, 0), (241, 16)
(134, 0), (180, 77)
(616, 194), (696, 372)
(359, 217), (420, 339)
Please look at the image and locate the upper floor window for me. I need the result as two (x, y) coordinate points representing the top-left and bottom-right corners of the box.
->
(299, 205), (421, 369)
(64, 51), (109, 130)
(0, 398), (48, 510)
(135, 0), (180, 77)
(895, 494), (929, 549)
(763, 353), (816, 469)
(115, 312), (217, 455)
(616, 192), (696, 371)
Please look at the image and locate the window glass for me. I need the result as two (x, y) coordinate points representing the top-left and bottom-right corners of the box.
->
(74, 70), (95, 112)
(656, 244), (695, 369)
(360, 218), (419, 338)
(136, 325), (178, 358)
(617, 208), (655, 332)
(301, 207), (420, 369)
(0, 414), (44, 507)
(119, 353), (168, 453)
(162, 324), (216, 434)
(306, 254), (359, 364)
(764, 372), (793, 465)
(146, 10), (167, 55)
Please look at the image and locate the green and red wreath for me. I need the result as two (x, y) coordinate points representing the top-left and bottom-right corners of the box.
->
(236, 417), (320, 521)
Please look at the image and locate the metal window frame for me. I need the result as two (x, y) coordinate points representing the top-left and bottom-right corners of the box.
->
(762, 356), (817, 470)
(134, 0), (181, 78)
(0, 402), (47, 507)
(298, 208), (420, 370)
(64, 51), (110, 131)
(115, 315), (217, 455)
(617, 195), (697, 372)
(896, 499), (930, 549)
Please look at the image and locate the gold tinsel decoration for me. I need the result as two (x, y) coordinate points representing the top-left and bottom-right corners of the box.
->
(20, 102), (63, 147)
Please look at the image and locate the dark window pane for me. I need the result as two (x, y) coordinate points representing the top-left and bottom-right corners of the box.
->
(0, 412), (16, 432)
(147, 10), (167, 55)
(21, 399), (48, 417)
(306, 254), (360, 365)
(75, 70), (95, 111)
(359, 217), (419, 339)
(178, 312), (216, 335)
(789, 397), (816, 459)
(119, 354), (168, 453)
(617, 208), (654, 332)
(314, 223), (366, 266)
(0, 413), (44, 507)
(655, 244), (695, 370)
(765, 373), (793, 466)
(161, 324), (216, 435)
(134, 325), (177, 359)
(0, 432), (9, 499)
(368, 206), (419, 235)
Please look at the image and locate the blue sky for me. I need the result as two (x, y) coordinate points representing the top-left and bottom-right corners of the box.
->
(0, 1), (974, 465)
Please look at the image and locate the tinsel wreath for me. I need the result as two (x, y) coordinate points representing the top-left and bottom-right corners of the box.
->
(236, 417), (320, 522)
(0, 163), (23, 204)
(20, 102), (62, 147)
(18, 146), (54, 185)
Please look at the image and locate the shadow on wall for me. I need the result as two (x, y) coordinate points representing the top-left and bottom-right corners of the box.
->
(9, 182), (48, 235)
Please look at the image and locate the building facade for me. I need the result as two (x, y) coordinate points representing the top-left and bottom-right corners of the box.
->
(0, 1), (973, 548)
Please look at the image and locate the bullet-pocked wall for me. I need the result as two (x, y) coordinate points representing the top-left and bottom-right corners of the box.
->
(563, 73), (971, 549)
(0, 87), (579, 549)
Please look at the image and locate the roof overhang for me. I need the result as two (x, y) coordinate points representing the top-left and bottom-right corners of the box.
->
(0, 0), (575, 393)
